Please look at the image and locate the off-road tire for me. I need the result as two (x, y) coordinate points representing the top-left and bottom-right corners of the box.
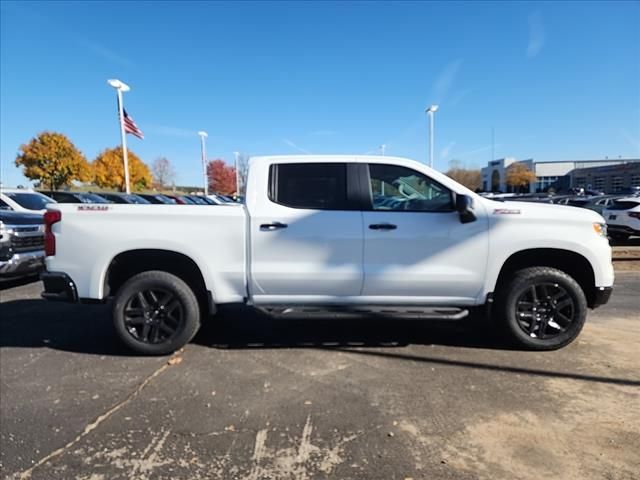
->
(113, 270), (201, 355)
(495, 267), (587, 350)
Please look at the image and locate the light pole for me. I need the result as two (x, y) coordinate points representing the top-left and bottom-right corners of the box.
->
(198, 131), (208, 196)
(233, 151), (241, 198)
(380, 144), (386, 156)
(425, 104), (439, 168)
(107, 79), (132, 194)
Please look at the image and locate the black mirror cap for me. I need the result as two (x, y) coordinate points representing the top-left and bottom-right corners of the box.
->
(455, 194), (477, 224)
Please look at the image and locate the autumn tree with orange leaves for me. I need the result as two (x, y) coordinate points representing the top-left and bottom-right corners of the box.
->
(93, 147), (152, 191)
(506, 163), (536, 193)
(15, 132), (92, 191)
(207, 159), (237, 195)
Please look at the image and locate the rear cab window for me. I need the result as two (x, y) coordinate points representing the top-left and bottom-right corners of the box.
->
(269, 163), (350, 210)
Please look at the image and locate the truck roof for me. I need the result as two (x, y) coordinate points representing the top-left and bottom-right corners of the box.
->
(249, 154), (425, 167)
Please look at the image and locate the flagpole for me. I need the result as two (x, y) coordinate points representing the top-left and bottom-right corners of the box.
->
(117, 89), (131, 194)
(108, 79), (132, 194)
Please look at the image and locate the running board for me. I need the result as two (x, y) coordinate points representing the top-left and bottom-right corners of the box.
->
(257, 306), (470, 321)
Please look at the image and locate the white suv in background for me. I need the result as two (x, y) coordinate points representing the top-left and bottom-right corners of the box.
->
(0, 188), (56, 213)
(603, 197), (640, 241)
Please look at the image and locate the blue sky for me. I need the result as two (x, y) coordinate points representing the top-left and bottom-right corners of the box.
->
(1, 1), (639, 187)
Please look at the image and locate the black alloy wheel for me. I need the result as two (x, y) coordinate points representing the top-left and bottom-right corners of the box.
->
(113, 271), (202, 355)
(514, 283), (575, 339)
(123, 289), (184, 345)
(496, 266), (587, 350)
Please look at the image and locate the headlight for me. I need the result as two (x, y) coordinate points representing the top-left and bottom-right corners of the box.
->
(593, 222), (607, 237)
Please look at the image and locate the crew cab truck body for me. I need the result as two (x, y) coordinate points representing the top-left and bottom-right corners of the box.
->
(42, 155), (614, 354)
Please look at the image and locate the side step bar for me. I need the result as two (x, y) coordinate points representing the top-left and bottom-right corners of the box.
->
(257, 306), (470, 321)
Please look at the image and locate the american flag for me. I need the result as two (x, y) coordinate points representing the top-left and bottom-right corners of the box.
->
(121, 108), (144, 139)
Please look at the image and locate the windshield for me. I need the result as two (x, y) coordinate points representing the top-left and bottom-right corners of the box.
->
(78, 193), (110, 204)
(154, 195), (177, 204)
(123, 194), (151, 204)
(4, 192), (55, 210)
(187, 196), (207, 205)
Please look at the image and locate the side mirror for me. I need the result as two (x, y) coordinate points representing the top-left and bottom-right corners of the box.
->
(455, 194), (476, 224)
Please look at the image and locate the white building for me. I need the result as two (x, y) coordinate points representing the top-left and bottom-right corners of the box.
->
(481, 158), (639, 193)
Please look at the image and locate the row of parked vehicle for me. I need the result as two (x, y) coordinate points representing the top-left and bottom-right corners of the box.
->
(0, 188), (241, 214)
(481, 191), (640, 241)
(0, 188), (240, 280)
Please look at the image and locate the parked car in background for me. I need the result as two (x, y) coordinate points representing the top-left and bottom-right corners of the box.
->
(553, 197), (594, 208)
(184, 195), (211, 205)
(137, 194), (178, 205)
(41, 191), (110, 204)
(603, 197), (640, 240)
(0, 210), (45, 278)
(581, 195), (623, 215)
(163, 194), (194, 204)
(95, 193), (151, 204)
(206, 194), (230, 205)
(0, 189), (56, 213)
(216, 194), (236, 203)
(509, 194), (554, 204)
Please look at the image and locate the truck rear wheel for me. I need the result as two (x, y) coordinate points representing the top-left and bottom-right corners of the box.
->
(113, 271), (201, 355)
(496, 267), (587, 350)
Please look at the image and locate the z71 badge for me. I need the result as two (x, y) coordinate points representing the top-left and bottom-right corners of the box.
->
(77, 205), (109, 211)
(493, 208), (521, 215)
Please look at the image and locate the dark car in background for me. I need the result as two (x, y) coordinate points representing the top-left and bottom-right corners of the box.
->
(137, 194), (178, 204)
(95, 193), (151, 204)
(182, 195), (210, 205)
(162, 194), (193, 204)
(41, 191), (110, 204)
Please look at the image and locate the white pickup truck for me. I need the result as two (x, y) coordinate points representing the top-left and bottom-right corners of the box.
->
(41, 155), (614, 354)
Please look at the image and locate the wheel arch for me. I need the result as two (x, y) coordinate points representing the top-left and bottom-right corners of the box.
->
(494, 248), (598, 307)
(103, 249), (214, 315)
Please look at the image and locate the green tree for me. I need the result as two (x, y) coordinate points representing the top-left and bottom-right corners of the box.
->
(93, 147), (152, 191)
(15, 131), (91, 191)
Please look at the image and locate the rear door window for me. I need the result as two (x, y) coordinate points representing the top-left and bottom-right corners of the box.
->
(269, 163), (349, 210)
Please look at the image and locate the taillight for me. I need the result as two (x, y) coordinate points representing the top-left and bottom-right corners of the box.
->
(629, 212), (640, 220)
(44, 210), (61, 256)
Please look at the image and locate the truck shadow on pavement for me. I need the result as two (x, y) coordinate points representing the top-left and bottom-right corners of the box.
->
(1, 300), (500, 355)
(198, 304), (503, 351)
(2, 300), (639, 387)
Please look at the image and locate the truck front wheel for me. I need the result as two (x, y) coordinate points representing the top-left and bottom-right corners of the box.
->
(113, 271), (201, 355)
(496, 267), (587, 350)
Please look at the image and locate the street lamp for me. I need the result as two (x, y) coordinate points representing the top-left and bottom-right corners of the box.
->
(380, 144), (386, 156)
(198, 131), (208, 196)
(425, 104), (439, 168)
(107, 78), (132, 193)
(233, 151), (241, 198)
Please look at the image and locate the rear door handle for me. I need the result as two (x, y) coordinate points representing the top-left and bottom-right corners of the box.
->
(260, 222), (288, 231)
(369, 223), (397, 230)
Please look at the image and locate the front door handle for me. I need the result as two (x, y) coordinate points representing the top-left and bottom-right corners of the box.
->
(260, 222), (288, 231)
(369, 223), (397, 230)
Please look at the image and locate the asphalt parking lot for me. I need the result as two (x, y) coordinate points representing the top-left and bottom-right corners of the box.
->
(1, 269), (639, 480)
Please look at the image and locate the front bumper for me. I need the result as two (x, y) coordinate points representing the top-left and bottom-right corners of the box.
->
(41, 271), (78, 302)
(590, 286), (613, 309)
(0, 250), (45, 277)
